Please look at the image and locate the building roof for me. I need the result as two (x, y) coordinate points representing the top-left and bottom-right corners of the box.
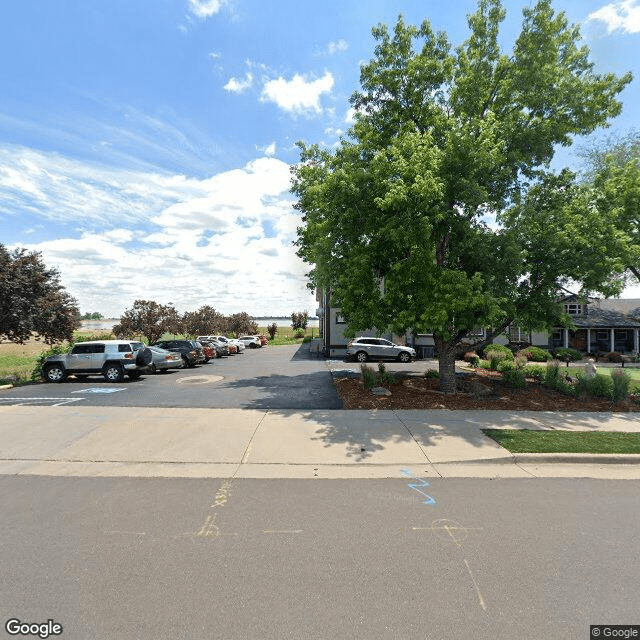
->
(570, 299), (640, 329)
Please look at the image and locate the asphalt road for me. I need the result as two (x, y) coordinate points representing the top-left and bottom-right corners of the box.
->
(0, 344), (343, 409)
(1, 476), (638, 640)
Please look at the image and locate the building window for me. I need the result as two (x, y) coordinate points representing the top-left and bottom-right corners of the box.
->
(564, 304), (582, 315)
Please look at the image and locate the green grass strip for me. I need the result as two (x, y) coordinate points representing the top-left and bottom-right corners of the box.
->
(483, 429), (640, 454)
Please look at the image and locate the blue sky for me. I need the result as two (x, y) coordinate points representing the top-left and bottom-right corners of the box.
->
(1, 0), (639, 317)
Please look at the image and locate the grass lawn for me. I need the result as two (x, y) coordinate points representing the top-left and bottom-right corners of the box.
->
(591, 366), (640, 391)
(484, 429), (640, 454)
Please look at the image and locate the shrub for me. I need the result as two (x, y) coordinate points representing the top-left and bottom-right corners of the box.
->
(515, 355), (527, 369)
(523, 364), (545, 381)
(517, 346), (552, 362)
(575, 372), (613, 399)
(478, 360), (492, 370)
(267, 322), (278, 339)
(497, 360), (515, 373)
(605, 351), (624, 363)
(483, 344), (514, 360)
(31, 344), (71, 381)
(469, 355), (480, 367)
(554, 347), (582, 363)
(425, 368), (439, 379)
(611, 368), (632, 401)
(302, 336), (312, 344)
(377, 362), (396, 386)
(293, 328), (305, 339)
(544, 360), (561, 386)
(488, 351), (509, 370)
(503, 368), (526, 388)
(463, 351), (478, 363)
(361, 364), (377, 389)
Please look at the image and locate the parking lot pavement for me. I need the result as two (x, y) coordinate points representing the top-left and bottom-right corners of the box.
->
(0, 345), (343, 409)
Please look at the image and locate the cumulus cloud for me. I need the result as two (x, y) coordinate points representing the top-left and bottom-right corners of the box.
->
(4, 146), (313, 316)
(187, 0), (226, 19)
(261, 72), (334, 116)
(224, 72), (254, 93)
(588, 0), (640, 33)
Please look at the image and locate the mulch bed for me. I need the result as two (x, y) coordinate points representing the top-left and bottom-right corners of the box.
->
(333, 369), (640, 411)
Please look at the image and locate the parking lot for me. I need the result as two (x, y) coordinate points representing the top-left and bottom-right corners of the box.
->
(0, 344), (344, 410)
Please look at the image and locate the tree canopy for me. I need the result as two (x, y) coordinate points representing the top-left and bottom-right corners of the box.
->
(0, 244), (80, 344)
(292, 0), (632, 393)
(113, 300), (181, 345)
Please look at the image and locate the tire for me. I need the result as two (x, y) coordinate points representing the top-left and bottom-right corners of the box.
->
(136, 347), (153, 367)
(398, 351), (411, 363)
(103, 363), (124, 383)
(43, 364), (67, 383)
(181, 355), (191, 368)
(204, 357), (210, 363)
(355, 351), (368, 363)
(148, 363), (157, 374)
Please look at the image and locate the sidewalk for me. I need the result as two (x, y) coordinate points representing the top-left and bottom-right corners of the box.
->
(1, 405), (639, 480)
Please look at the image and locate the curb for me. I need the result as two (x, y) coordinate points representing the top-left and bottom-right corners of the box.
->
(513, 453), (640, 465)
(0, 384), (14, 390)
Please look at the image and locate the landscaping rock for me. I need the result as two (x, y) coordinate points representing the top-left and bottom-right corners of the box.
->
(457, 378), (492, 397)
(371, 386), (392, 396)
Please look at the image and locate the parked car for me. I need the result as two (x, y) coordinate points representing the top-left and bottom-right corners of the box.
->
(237, 335), (262, 348)
(152, 340), (204, 368)
(197, 335), (241, 354)
(197, 341), (217, 362)
(202, 338), (228, 358)
(257, 334), (268, 346)
(346, 337), (416, 363)
(42, 340), (153, 383)
(215, 336), (245, 353)
(147, 346), (184, 373)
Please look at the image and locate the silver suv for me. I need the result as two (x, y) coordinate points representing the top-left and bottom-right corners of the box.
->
(42, 340), (153, 383)
(346, 337), (416, 363)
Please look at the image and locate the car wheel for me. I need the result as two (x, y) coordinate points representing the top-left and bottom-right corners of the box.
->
(43, 364), (67, 383)
(204, 357), (210, 363)
(181, 355), (192, 368)
(398, 352), (411, 363)
(148, 363), (157, 374)
(136, 347), (153, 367)
(355, 351), (368, 363)
(103, 363), (124, 383)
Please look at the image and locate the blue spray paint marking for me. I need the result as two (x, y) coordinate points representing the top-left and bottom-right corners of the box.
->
(401, 468), (436, 505)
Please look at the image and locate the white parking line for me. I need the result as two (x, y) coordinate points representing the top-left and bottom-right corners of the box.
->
(0, 397), (85, 406)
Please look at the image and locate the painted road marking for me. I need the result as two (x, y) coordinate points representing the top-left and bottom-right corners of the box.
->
(176, 375), (223, 385)
(400, 468), (436, 505)
(263, 529), (304, 534)
(0, 397), (85, 406)
(71, 388), (125, 394)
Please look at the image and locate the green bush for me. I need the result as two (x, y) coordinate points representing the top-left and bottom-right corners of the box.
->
(497, 360), (515, 373)
(544, 360), (575, 395)
(517, 346), (552, 362)
(611, 369), (632, 401)
(302, 336), (312, 344)
(478, 360), (492, 370)
(267, 322), (278, 339)
(489, 351), (509, 370)
(503, 368), (526, 388)
(377, 362), (396, 386)
(575, 372), (613, 399)
(554, 347), (582, 362)
(468, 355), (480, 367)
(483, 344), (514, 360)
(425, 369), (439, 379)
(31, 344), (71, 381)
(523, 364), (545, 381)
(293, 328), (305, 339)
(361, 364), (377, 389)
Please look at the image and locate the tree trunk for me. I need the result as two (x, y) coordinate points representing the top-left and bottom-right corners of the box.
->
(435, 336), (457, 395)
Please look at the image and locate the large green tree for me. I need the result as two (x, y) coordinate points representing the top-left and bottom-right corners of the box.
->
(0, 244), (80, 344)
(293, 0), (632, 393)
(113, 300), (180, 344)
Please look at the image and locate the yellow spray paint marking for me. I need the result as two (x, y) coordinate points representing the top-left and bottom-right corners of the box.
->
(263, 530), (304, 534)
(210, 479), (233, 508)
(197, 513), (221, 537)
(413, 519), (488, 612)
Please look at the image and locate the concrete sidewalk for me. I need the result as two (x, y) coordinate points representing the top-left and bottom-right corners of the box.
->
(0, 405), (639, 479)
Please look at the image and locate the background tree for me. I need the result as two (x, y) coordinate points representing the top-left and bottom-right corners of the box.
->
(182, 305), (228, 337)
(267, 322), (278, 339)
(293, 0), (631, 393)
(578, 130), (640, 282)
(0, 244), (80, 344)
(227, 312), (258, 337)
(113, 300), (178, 344)
(291, 311), (309, 330)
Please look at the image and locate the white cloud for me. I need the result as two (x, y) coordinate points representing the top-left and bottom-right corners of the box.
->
(187, 0), (226, 19)
(261, 72), (334, 116)
(4, 147), (315, 316)
(258, 141), (277, 156)
(326, 39), (348, 55)
(224, 72), (254, 93)
(588, 0), (640, 33)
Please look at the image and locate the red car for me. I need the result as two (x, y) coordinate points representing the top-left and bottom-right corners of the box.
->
(199, 342), (217, 362)
(258, 334), (268, 346)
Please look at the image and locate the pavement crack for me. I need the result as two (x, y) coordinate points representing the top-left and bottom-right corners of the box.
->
(233, 409), (269, 477)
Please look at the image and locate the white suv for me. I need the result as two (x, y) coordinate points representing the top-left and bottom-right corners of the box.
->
(346, 337), (415, 363)
(42, 340), (153, 383)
